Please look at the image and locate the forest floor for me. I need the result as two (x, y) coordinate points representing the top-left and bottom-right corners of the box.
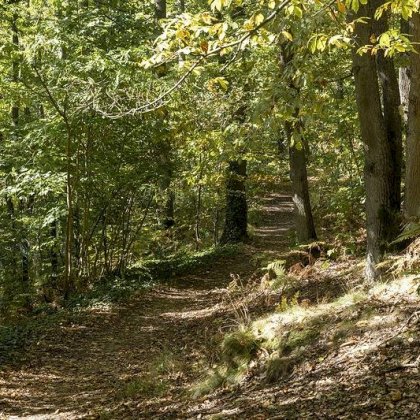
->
(0, 191), (419, 419)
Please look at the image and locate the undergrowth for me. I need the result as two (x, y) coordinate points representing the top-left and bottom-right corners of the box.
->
(192, 251), (420, 397)
(131, 244), (241, 280)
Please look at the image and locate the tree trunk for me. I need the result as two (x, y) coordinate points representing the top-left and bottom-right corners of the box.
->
(155, 0), (166, 19)
(399, 18), (411, 127)
(154, 0), (175, 229)
(220, 160), (248, 244)
(374, 8), (403, 218)
(50, 221), (59, 286)
(405, 13), (420, 218)
(162, 186), (175, 229)
(64, 129), (74, 296)
(399, 67), (411, 126)
(286, 125), (317, 243)
(352, 0), (401, 280)
(278, 43), (317, 243)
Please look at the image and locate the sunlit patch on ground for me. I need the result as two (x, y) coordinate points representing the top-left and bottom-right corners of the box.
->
(1, 194), (419, 419)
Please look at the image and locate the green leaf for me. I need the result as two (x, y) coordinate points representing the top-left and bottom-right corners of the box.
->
(254, 13), (265, 26)
(281, 31), (293, 41)
(379, 32), (391, 47)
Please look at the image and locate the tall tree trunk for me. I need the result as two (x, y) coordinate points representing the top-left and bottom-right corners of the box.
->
(405, 13), (420, 218)
(220, 160), (248, 244)
(11, 1), (31, 287)
(374, 9), (403, 218)
(39, 104), (60, 287)
(279, 43), (317, 243)
(286, 124), (317, 242)
(64, 127), (74, 296)
(352, 0), (402, 280)
(154, 0), (176, 230)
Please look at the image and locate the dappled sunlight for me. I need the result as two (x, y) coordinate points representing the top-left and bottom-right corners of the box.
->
(253, 226), (290, 237)
(84, 302), (117, 314)
(2, 191), (419, 419)
(0, 255), (257, 418)
(150, 286), (226, 301)
(160, 305), (222, 320)
(182, 267), (419, 417)
(369, 275), (419, 302)
(2, 0), (420, 417)
(251, 288), (368, 343)
(138, 324), (162, 332)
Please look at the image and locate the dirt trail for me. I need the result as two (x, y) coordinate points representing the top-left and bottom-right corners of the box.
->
(0, 192), (294, 419)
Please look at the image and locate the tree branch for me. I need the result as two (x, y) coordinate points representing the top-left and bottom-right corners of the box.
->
(94, 0), (293, 118)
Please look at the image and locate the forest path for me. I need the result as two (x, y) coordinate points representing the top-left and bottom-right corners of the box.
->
(0, 192), (295, 419)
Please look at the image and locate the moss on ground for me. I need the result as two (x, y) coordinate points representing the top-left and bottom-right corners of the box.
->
(222, 329), (260, 368)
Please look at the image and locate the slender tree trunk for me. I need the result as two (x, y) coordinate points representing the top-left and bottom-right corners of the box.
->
(154, 0), (175, 229)
(50, 221), (59, 286)
(78, 134), (89, 281)
(220, 160), (248, 244)
(352, 0), (401, 280)
(39, 104), (60, 286)
(195, 184), (202, 249)
(101, 213), (110, 275)
(64, 128), (74, 296)
(405, 13), (420, 218)
(10, 1), (32, 288)
(399, 18), (411, 127)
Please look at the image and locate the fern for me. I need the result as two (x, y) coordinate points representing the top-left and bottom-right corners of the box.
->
(265, 259), (286, 278)
(393, 222), (420, 244)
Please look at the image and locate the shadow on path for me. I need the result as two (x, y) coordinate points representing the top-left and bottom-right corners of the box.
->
(0, 192), (294, 419)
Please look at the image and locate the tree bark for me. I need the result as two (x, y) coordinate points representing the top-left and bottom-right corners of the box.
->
(278, 44), (317, 243)
(50, 221), (59, 286)
(220, 160), (248, 244)
(405, 13), (420, 218)
(155, 0), (166, 19)
(374, 8), (403, 218)
(399, 67), (411, 126)
(352, 0), (402, 280)
(154, 0), (175, 230)
(286, 125), (317, 242)
(399, 19), (411, 127)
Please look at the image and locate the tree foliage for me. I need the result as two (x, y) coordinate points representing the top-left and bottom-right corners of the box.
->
(0, 0), (419, 314)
